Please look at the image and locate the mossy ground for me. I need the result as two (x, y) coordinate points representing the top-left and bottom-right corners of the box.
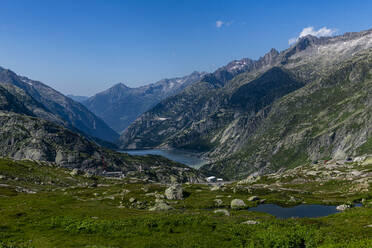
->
(0, 158), (371, 248)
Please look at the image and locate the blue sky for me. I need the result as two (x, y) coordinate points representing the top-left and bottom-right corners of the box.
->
(0, 0), (371, 96)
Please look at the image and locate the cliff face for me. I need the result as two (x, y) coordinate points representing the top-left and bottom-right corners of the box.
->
(119, 29), (372, 179)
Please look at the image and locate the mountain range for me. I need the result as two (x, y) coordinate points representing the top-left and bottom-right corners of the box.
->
(2, 28), (372, 182)
(0, 68), (202, 183)
(79, 71), (206, 133)
(118, 28), (372, 179)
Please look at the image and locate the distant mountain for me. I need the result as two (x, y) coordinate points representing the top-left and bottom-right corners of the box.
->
(82, 71), (206, 133)
(67, 94), (89, 103)
(0, 67), (118, 142)
(119, 28), (372, 179)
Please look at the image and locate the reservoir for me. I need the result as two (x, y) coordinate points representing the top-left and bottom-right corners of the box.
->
(121, 149), (206, 168)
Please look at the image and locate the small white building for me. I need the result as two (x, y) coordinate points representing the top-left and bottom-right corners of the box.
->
(206, 176), (216, 182)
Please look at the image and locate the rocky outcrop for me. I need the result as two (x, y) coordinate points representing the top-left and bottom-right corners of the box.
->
(165, 184), (183, 200)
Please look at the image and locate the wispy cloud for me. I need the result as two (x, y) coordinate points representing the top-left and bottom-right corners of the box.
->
(289, 26), (338, 45)
(215, 20), (233, 28)
(216, 20), (224, 28)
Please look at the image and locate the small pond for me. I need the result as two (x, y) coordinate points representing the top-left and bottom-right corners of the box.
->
(249, 203), (362, 218)
(120, 149), (206, 168)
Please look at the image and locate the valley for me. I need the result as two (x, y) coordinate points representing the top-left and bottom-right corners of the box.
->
(0, 5), (372, 245)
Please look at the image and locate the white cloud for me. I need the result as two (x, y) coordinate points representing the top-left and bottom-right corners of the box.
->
(216, 20), (224, 28)
(215, 20), (233, 28)
(289, 26), (337, 45)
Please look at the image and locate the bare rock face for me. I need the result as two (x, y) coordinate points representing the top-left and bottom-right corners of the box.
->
(165, 184), (183, 200)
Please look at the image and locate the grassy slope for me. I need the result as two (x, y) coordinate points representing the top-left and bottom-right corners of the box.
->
(0, 158), (371, 248)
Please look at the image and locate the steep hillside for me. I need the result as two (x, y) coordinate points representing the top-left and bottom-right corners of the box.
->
(83, 71), (206, 133)
(120, 28), (372, 179)
(202, 49), (372, 179)
(0, 67), (118, 142)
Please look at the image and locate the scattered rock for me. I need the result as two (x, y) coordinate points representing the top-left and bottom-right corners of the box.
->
(155, 193), (165, 199)
(155, 198), (165, 203)
(210, 185), (220, 191)
(0, 175), (6, 180)
(214, 199), (223, 206)
(241, 220), (259, 225)
(129, 197), (136, 203)
(70, 169), (81, 176)
(165, 184), (183, 200)
(213, 209), (230, 216)
(84, 172), (94, 178)
(231, 199), (246, 209)
(364, 224), (372, 228)
(306, 171), (318, 176)
(149, 202), (173, 211)
(15, 187), (36, 194)
(351, 170), (362, 177)
(336, 204), (351, 211)
(238, 175), (261, 184)
(122, 189), (130, 194)
(248, 196), (259, 201)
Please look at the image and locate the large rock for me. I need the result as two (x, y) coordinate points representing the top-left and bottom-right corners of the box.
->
(231, 199), (246, 209)
(336, 204), (351, 211)
(213, 209), (230, 216)
(165, 184), (183, 200)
